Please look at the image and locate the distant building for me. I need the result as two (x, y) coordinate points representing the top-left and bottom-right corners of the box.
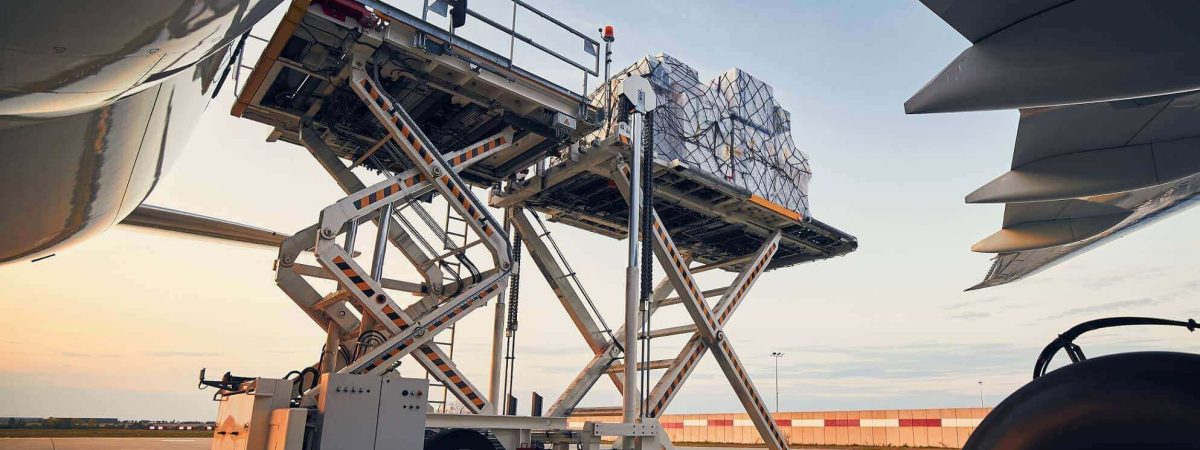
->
(147, 422), (214, 431)
(0, 417), (42, 427)
(48, 417), (120, 427)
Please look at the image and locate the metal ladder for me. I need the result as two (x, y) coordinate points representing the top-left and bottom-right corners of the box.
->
(529, 212), (614, 342)
(360, 148), (470, 413)
(424, 202), (470, 413)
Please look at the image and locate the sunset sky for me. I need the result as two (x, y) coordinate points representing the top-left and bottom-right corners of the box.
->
(2, 0), (1199, 421)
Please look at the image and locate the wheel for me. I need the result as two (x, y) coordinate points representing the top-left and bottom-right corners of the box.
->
(424, 428), (495, 450)
(965, 351), (1200, 450)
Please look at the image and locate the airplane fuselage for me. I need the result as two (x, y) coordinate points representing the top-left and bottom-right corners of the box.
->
(0, 0), (282, 263)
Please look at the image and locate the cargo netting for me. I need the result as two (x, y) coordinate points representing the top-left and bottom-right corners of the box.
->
(593, 54), (812, 217)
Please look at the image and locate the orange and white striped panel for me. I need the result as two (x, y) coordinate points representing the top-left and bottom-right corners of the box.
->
(571, 408), (991, 449)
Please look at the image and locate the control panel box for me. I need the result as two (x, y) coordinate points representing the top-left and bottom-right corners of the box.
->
(376, 375), (429, 450)
(316, 373), (428, 450)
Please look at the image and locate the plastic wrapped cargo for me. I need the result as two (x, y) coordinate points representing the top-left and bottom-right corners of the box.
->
(593, 54), (812, 216)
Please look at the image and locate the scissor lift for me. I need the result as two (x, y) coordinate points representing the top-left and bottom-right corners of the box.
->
(225, 1), (857, 449)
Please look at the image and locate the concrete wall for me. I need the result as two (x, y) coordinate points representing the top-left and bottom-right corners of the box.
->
(571, 408), (992, 448)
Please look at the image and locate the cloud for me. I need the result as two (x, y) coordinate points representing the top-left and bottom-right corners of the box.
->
(772, 341), (1034, 382)
(945, 296), (1001, 310)
(1081, 266), (1168, 290)
(1045, 297), (1160, 320)
(708, 341), (1038, 409)
(146, 351), (220, 357)
(1172, 278), (1200, 292)
(950, 311), (990, 320)
(943, 296), (1031, 320)
(60, 351), (120, 358)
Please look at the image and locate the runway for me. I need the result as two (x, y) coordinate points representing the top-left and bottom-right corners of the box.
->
(2, 438), (899, 450)
(0, 438), (208, 450)
(0, 439), (781, 450)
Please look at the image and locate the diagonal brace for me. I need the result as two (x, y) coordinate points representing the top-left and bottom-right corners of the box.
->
(645, 231), (780, 416)
(612, 162), (789, 450)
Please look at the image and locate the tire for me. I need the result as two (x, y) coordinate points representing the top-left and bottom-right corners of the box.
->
(965, 352), (1200, 450)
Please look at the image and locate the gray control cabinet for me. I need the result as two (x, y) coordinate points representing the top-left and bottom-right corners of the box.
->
(317, 373), (428, 450)
(376, 375), (429, 450)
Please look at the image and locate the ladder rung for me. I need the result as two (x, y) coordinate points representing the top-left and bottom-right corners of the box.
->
(604, 359), (674, 374)
(658, 287), (725, 307)
(428, 239), (485, 264)
(639, 325), (697, 339)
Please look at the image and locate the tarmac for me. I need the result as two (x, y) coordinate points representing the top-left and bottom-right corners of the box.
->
(0, 438), (208, 450)
(0, 439), (781, 450)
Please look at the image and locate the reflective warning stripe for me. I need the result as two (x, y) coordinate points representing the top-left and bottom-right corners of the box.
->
(354, 73), (505, 264)
(332, 255), (375, 298)
(353, 183), (402, 209)
(650, 337), (704, 416)
(361, 283), (500, 372)
(380, 304), (408, 328)
(450, 136), (507, 166)
(418, 345), (486, 408)
(717, 337), (786, 447)
(651, 219), (715, 329)
(718, 242), (775, 323)
(442, 175), (493, 236)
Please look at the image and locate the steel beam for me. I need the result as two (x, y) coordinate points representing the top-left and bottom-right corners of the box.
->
(300, 125), (445, 292)
(612, 162), (789, 450)
(645, 232), (780, 416)
(348, 70), (511, 271)
(638, 325), (697, 340)
(281, 77), (520, 413)
(510, 210), (611, 352)
(275, 226), (490, 412)
(489, 146), (615, 208)
(547, 275), (676, 417)
(511, 208), (626, 393)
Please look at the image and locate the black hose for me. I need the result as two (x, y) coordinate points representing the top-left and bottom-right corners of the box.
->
(501, 226), (523, 414)
(506, 234), (522, 333)
(1032, 316), (1197, 379)
(354, 330), (387, 359)
(442, 261), (465, 296)
(211, 31), (250, 99)
(292, 366), (319, 400)
(639, 110), (655, 414)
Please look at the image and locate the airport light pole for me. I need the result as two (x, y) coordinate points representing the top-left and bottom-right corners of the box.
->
(978, 381), (984, 407)
(771, 352), (784, 413)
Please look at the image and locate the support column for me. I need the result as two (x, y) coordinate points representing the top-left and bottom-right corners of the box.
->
(622, 112), (644, 424)
(488, 209), (514, 415)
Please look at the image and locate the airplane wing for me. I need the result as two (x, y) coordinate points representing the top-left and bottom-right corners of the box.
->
(907, 0), (1200, 114)
(965, 93), (1200, 290)
(119, 204), (289, 248)
(909, 1), (1200, 289)
(969, 179), (1200, 290)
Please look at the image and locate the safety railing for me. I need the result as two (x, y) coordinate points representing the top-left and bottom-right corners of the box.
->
(390, 0), (602, 94)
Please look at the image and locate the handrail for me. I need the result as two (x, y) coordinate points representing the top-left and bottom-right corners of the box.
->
(465, 8), (599, 76)
(418, 0), (601, 87)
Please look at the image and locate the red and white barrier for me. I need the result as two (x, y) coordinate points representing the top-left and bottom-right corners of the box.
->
(572, 407), (992, 448)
